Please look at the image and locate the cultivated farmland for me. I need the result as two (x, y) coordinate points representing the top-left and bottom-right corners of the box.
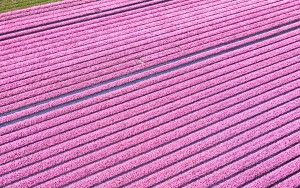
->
(0, 0), (300, 187)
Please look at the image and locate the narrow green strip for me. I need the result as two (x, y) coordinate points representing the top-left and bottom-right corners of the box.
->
(0, 0), (59, 13)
